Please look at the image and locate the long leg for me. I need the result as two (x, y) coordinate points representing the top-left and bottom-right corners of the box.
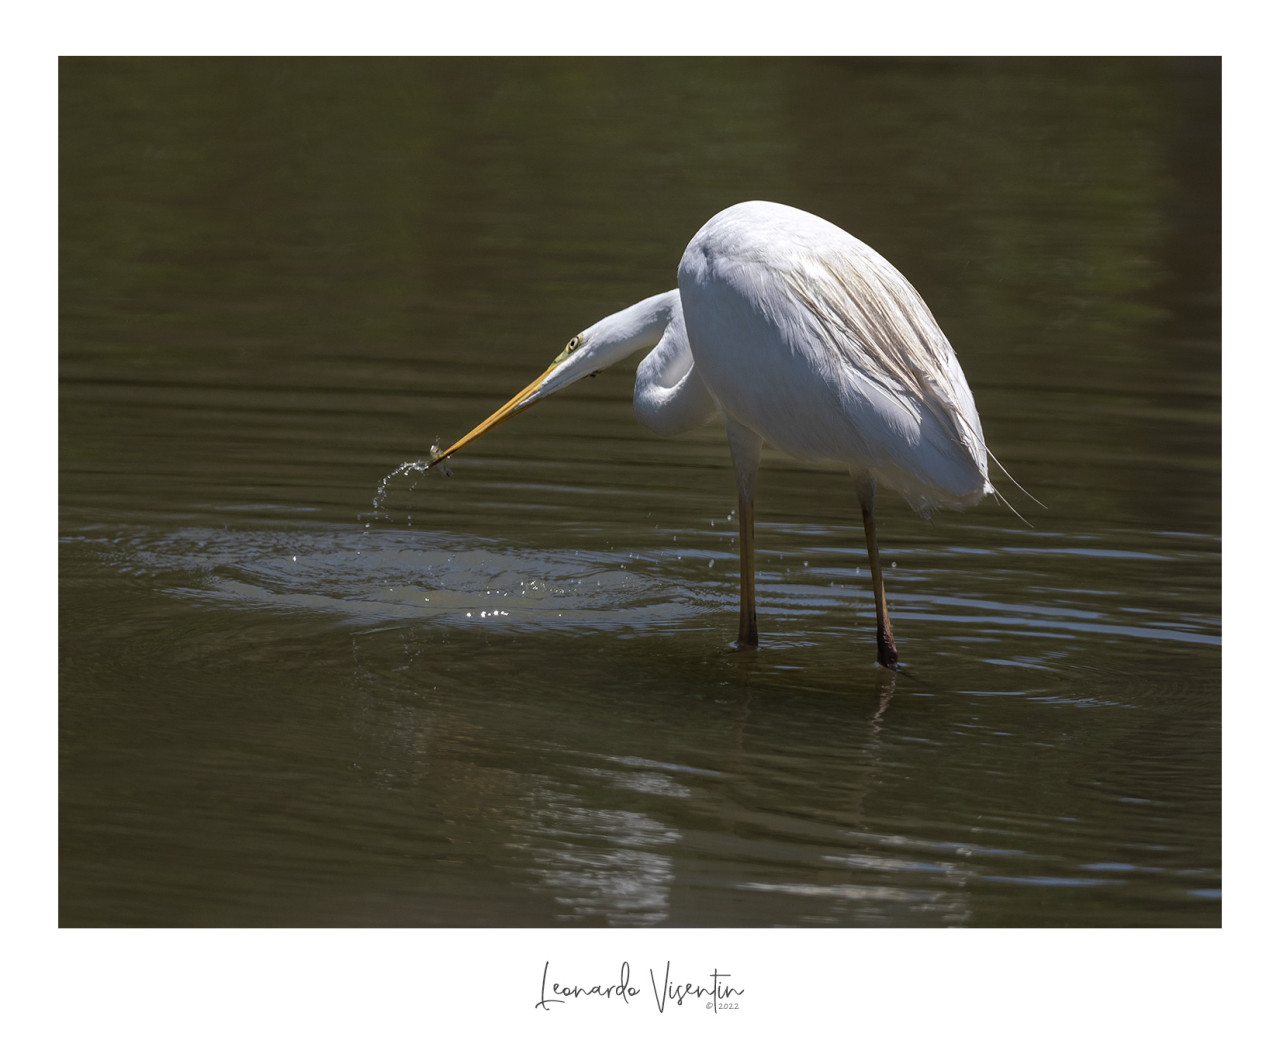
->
(727, 422), (763, 649)
(736, 489), (757, 647)
(856, 475), (899, 669)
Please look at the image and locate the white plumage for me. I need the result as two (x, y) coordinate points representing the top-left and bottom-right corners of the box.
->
(678, 202), (990, 512)
(429, 201), (993, 666)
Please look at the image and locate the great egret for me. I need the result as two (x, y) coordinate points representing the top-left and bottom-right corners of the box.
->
(425, 201), (993, 668)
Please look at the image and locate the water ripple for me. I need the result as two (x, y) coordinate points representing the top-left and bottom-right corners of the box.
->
(62, 520), (1220, 655)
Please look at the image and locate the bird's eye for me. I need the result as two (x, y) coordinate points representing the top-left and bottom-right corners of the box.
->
(553, 335), (583, 365)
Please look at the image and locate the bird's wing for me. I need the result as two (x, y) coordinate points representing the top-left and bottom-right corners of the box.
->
(779, 239), (986, 466)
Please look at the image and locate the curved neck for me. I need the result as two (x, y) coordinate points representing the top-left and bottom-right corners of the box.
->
(581, 290), (681, 364)
(534, 290), (681, 403)
(632, 299), (720, 436)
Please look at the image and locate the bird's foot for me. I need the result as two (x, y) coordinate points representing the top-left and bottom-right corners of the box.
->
(876, 629), (899, 670)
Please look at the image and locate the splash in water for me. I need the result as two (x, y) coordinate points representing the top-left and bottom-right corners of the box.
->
(367, 438), (452, 521)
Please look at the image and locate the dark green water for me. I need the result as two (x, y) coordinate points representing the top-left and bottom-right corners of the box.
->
(60, 58), (1220, 928)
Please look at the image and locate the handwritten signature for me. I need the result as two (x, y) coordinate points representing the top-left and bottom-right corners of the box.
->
(536, 961), (743, 1012)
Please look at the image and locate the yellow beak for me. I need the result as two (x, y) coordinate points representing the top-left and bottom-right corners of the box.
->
(425, 360), (560, 469)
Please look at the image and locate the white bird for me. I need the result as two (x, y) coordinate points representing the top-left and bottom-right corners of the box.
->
(426, 201), (993, 668)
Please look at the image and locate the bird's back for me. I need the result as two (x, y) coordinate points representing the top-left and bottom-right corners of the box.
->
(677, 201), (992, 514)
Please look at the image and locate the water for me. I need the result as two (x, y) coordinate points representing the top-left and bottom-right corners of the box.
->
(60, 58), (1220, 932)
